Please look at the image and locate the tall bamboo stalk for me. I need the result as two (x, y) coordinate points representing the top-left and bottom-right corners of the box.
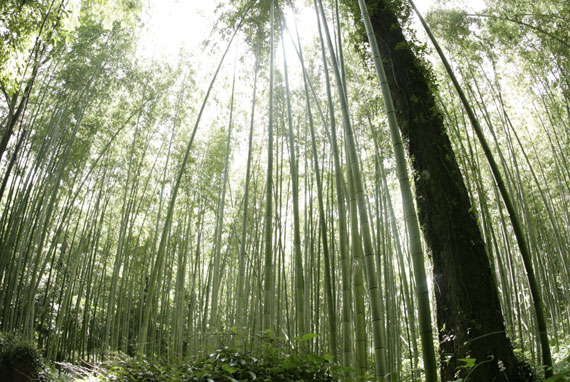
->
(316, 0), (387, 378)
(262, 0), (275, 333)
(236, 45), (259, 331)
(280, 26), (306, 341)
(209, 46), (238, 335)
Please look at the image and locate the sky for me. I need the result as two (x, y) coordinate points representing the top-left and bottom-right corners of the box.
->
(137, 1), (218, 59)
(135, 0), (488, 172)
(137, 0), (487, 61)
(134, 0), (488, 245)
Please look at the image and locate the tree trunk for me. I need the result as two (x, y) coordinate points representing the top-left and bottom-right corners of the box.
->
(346, 0), (533, 380)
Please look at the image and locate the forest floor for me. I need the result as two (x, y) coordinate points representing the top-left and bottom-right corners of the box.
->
(51, 347), (338, 382)
(0, 333), (338, 381)
(2, 333), (570, 381)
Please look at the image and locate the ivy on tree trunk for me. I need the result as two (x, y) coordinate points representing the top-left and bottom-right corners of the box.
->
(345, 0), (534, 380)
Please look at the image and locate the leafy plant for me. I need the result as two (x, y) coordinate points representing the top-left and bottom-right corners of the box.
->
(546, 357), (570, 382)
(96, 338), (339, 382)
(0, 333), (50, 382)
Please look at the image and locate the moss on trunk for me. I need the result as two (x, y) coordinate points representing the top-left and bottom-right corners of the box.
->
(345, 0), (534, 380)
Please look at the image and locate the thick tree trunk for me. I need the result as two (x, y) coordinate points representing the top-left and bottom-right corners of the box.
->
(346, 0), (532, 380)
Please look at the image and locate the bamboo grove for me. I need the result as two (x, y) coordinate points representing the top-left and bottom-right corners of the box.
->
(0, 0), (569, 380)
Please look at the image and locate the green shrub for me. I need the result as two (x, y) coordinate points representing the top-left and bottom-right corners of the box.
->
(0, 333), (48, 382)
(99, 342), (338, 381)
(546, 356), (570, 382)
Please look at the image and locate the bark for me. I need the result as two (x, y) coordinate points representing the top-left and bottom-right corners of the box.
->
(346, 0), (533, 380)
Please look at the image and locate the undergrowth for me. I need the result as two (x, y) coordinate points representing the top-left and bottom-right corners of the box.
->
(3, 331), (569, 381)
(0, 333), (50, 382)
(96, 345), (339, 381)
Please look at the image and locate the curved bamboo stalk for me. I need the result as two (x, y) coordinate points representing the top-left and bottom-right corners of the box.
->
(137, 3), (252, 353)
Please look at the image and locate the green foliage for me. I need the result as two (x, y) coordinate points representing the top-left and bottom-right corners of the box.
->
(456, 357), (477, 370)
(0, 0), (66, 98)
(97, 343), (338, 381)
(547, 341), (570, 382)
(0, 333), (49, 381)
(451, 356), (491, 382)
(300, 333), (318, 341)
(547, 357), (570, 382)
(425, 9), (473, 42)
(1, 0), (569, 380)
